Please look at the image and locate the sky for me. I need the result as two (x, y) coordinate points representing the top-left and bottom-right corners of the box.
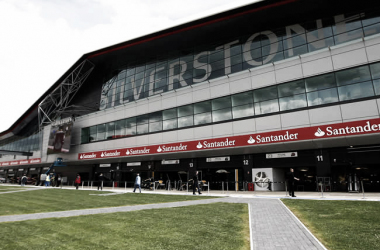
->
(0, 0), (260, 133)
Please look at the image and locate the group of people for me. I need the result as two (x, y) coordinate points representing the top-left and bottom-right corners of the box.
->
(132, 171), (203, 195)
(44, 173), (62, 187)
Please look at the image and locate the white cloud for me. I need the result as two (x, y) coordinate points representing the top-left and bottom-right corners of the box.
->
(0, 0), (258, 133)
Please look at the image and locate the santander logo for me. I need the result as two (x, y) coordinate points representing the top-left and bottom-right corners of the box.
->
(196, 142), (203, 149)
(157, 146), (162, 152)
(314, 128), (325, 137)
(247, 136), (255, 144)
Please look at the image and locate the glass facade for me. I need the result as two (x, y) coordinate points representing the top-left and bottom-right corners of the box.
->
(99, 10), (380, 110)
(82, 62), (380, 144)
(0, 133), (41, 153)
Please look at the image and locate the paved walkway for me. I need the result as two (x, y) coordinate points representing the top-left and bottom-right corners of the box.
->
(0, 186), (328, 250)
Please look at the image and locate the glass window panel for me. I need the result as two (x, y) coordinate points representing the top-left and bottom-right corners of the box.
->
(106, 122), (115, 139)
(212, 59), (225, 71)
(115, 120), (125, 137)
(230, 54), (243, 65)
(232, 104), (254, 119)
(135, 65), (145, 74)
(212, 108), (232, 122)
(126, 68), (135, 77)
(97, 124), (106, 141)
(194, 101), (211, 114)
(149, 121), (162, 132)
(126, 117), (136, 127)
(278, 80), (305, 97)
(118, 70), (127, 80)
(149, 111), (162, 122)
(81, 128), (89, 144)
(230, 44), (242, 57)
(249, 48), (262, 60)
(333, 18), (362, 35)
(163, 118), (177, 130)
(363, 13), (380, 25)
(136, 124), (149, 134)
(307, 88), (339, 106)
(194, 112), (212, 125)
(284, 45), (308, 59)
(163, 108), (177, 120)
(254, 99), (279, 115)
(135, 71), (145, 80)
(373, 79), (380, 95)
(178, 116), (193, 128)
(338, 81), (375, 101)
(212, 96), (231, 110)
(231, 92), (253, 106)
(254, 86), (278, 102)
(262, 42), (283, 58)
(306, 26), (333, 43)
(209, 50), (224, 62)
(136, 114), (149, 125)
(308, 37), (334, 52)
(279, 94), (307, 111)
(336, 65), (371, 86)
(89, 126), (97, 142)
(333, 28), (363, 45)
(177, 105), (193, 117)
(126, 125), (136, 136)
(363, 23), (380, 37)
(370, 62), (380, 79)
(283, 34), (306, 49)
(305, 73), (336, 92)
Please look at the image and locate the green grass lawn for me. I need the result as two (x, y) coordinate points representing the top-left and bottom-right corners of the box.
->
(0, 188), (216, 216)
(282, 199), (380, 250)
(0, 203), (249, 250)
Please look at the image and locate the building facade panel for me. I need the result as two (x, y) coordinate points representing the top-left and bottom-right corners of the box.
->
(340, 99), (380, 121)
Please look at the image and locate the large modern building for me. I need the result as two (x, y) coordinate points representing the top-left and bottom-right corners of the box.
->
(1, 0), (380, 192)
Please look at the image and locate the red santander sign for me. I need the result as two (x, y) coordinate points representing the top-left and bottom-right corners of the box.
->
(0, 158), (41, 167)
(78, 118), (380, 160)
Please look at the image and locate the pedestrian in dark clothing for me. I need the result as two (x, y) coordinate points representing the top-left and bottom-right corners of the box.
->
(57, 174), (62, 187)
(98, 173), (104, 191)
(193, 171), (202, 195)
(287, 168), (299, 197)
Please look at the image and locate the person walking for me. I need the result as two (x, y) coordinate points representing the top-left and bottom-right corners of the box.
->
(75, 174), (81, 190)
(45, 173), (51, 187)
(21, 174), (27, 186)
(98, 173), (104, 191)
(287, 168), (299, 197)
(133, 173), (141, 193)
(193, 171), (202, 195)
(57, 174), (62, 187)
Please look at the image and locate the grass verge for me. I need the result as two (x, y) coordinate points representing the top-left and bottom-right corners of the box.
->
(0, 203), (249, 250)
(282, 199), (380, 250)
(0, 188), (216, 216)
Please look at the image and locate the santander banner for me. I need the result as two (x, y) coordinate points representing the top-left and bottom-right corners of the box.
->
(78, 118), (380, 160)
(0, 158), (41, 167)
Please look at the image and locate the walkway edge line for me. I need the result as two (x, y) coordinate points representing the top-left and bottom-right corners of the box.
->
(248, 203), (253, 250)
(279, 199), (328, 250)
